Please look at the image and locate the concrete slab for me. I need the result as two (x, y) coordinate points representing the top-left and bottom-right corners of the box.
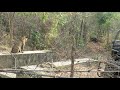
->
(52, 58), (98, 67)
(0, 50), (53, 68)
(20, 65), (51, 75)
(0, 50), (52, 55)
(0, 72), (16, 78)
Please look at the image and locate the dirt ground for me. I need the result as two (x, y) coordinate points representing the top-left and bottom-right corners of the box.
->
(15, 61), (103, 78)
(0, 42), (109, 78)
(52, 62), (103, 78)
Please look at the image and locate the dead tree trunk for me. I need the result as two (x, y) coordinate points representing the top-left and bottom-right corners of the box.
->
(70, 45), (75, 78)
(80, 19), (84, 40)
(69, 20), (75, 78)
(83, 21), (87, 45)
(7, 12), (15, 46)
(106, 27), (110, 50)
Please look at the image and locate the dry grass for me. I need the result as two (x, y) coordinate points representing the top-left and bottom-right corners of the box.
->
(0, 45), (11, 52)
(54, 62), (100, 78)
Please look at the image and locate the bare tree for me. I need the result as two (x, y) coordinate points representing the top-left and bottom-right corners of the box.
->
(7, 12), (15, 46)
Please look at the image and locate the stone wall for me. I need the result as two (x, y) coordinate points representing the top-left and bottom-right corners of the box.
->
(0, 50), (54, 68)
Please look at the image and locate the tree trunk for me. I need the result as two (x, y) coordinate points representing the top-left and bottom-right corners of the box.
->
(70, 22), (75, 77)
(8, 12), (15, 46)
(8, 15), (13, 46)
(106, 27), (110, 49)
(70, 45), (75, 78)
(83, 21), (87, 45)
(80, 19), (84, 39)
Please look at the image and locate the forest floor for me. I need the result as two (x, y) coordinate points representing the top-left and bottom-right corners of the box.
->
(15, 60), (101, 78)
(53, 42), (109, 78)
(0, 42), (110, 78)
(0, 45), (11, 52)
(54, 62), (101, 78)
(21, 60), (103, 78)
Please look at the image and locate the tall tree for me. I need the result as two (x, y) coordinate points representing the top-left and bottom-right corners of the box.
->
(7, 12), (15, 46)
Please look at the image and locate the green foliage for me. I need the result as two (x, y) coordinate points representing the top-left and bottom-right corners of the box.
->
(78, 38), (85, 48)
(0, 14), (9, 33)
(30, 31), (45, 50)
(97, 12), (113, 25)
(90, 32), (97, 39)
(42, 12), (49, 23)
(1, 12), (120, 52)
